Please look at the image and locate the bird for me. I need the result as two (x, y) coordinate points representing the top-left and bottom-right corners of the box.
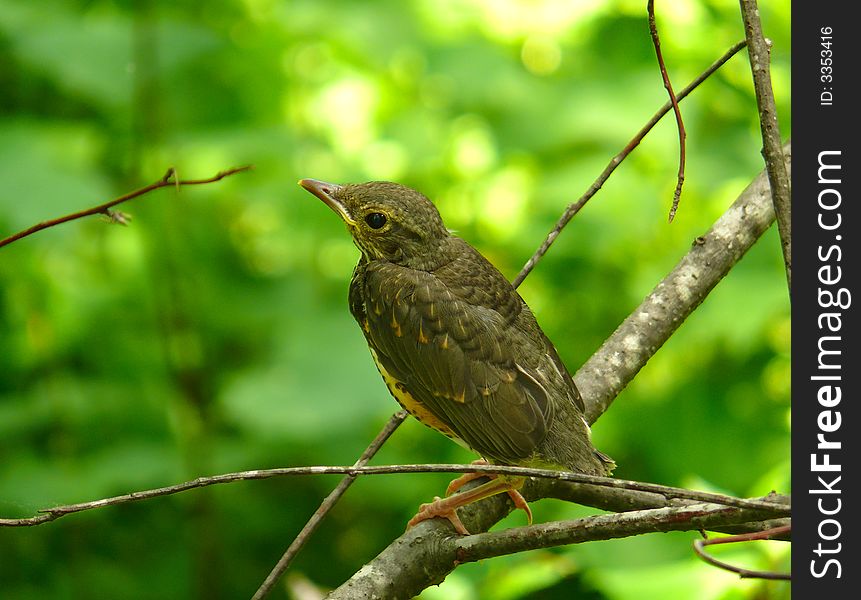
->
(299, 179), (614, 534)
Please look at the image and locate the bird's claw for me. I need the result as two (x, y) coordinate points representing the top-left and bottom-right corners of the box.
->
(407, 496), (471, 535)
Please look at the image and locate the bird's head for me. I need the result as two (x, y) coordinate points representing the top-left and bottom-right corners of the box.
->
(299, 179), (450, 267)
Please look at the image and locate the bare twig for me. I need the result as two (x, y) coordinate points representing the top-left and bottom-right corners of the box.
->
(693, 525), (791, 580)
(0, 462), (788, 528)
(0, 165), (253, 249)
(648, 0), (686, 222)
(512, 39), (746, 288)
(251, 410), (408, 600)
(739, 0), (791, 294)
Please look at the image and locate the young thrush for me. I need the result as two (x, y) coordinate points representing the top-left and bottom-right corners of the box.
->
(299, 179), (614, 534)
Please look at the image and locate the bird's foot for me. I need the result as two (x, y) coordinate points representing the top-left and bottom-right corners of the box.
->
(406, 464), (533, 534)
(407, 496), (470, 535)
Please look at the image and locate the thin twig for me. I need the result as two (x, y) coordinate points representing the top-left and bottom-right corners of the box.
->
(0, 165), (253, 249)
(512, 39), (746, 288)
(648, 0), (686, 222)
(738, 0), (791, 294)
(693, 525), (791, 580)
(0, 462), (789, 528)
(251, 410), (408, 600)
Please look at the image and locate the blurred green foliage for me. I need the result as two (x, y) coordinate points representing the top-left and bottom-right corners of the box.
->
(1, 0), (790, 598)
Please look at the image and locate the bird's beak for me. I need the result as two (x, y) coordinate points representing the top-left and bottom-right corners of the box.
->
(298, 179), (355, 225)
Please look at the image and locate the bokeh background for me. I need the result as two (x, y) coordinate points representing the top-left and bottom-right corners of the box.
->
(0, 0), (790, 598)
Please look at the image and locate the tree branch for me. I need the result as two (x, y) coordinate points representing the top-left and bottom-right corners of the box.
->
(326, 501), (787, 600)
(0, 463), (789, 528)
(739, 0), (791, 294)
(512, 39), (747, 288)
(458, 503), (785, 563)
(693, 525), (792, 580)
(537, 479), (790, 540)
(0, 165), (253, 249)
(579, 141), (790, 422)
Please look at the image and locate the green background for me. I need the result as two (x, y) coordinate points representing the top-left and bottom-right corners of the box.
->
(0, 0), (790, 598)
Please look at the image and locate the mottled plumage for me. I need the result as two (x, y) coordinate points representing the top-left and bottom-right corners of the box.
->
(299, 179), (613, 531)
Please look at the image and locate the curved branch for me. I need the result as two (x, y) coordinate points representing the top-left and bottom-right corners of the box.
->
(693, 525), (792, 580)
(648, 0), (687, 221)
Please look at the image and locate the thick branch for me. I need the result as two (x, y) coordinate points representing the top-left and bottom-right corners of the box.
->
(457, 503), (782, 562)
(739, 0), (791, 293)
(579, 142), (790, 422)
(326, 501), (786, 600)
(537, 480), (790, 539)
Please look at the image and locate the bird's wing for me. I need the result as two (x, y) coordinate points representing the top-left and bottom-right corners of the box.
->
(356, 260), (553, 464)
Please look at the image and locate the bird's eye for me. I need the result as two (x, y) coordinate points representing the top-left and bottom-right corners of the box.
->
(364, 212), (387, 229)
